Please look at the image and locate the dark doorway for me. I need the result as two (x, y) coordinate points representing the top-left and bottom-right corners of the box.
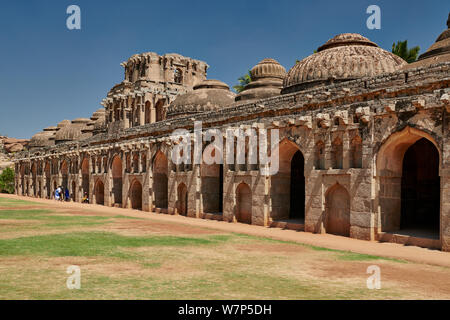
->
(289, 151), (305, 219)
(401, 138), (440, 235)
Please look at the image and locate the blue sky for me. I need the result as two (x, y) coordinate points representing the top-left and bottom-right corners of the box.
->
(0, 0), (448, 139)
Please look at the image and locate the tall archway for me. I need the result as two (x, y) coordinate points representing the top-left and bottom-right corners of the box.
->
(325, 184), (350, 237)
(112, 156), (123, 206)
(177, 183), (188, 216)
(271, 139), (305, 221)
(144, 101), (151, 124)
(44, 162), (51, 198)
(31, 164), (37, 197)
(401, 138), (440, 235)
(61, 161), (69, 190)
(155, 99), (165, 122)
(201, 148), (223, 214)
(130, 180), (142, 210)
(236, 182), (252, 224)
(153, 151), (168, 209)
(71, 181), (76, 202)
(377, 127), (441, 238)
(81, 158), (90, 199)
(95, 180), (104, 205)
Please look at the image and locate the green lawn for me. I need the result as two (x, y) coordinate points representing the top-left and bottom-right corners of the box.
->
(0, 196), (447, 300)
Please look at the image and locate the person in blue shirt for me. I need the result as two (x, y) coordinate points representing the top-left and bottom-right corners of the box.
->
(65, 188), (70, 202)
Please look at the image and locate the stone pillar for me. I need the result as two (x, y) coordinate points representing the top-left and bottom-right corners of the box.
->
(343, 130), (350, 169)
(441, 172), (450, 252)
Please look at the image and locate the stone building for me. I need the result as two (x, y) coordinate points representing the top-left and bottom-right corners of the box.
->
(14, 15), (450, 251)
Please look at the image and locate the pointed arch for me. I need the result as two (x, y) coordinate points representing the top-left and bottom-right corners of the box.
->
(270, 139), (305, 221)
(325, 184), (350, 237)
(236, 182), (252, 224)
(376, 126), (441, 236)
(153, 151), (168, 209)
(130, 180), (142, 210)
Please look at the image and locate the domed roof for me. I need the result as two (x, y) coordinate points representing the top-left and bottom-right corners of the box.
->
(236, 59), (287, 102)
(29, 131), (55, 149)
(250, 58), (286, 80)
(90, 108), (106, 121)
(55, 119), (92, 143)
(57, 120), (71, 128)
(402, 13), (450, 70)
(167, 79), (235, 119)
(283, 33), (407, 93)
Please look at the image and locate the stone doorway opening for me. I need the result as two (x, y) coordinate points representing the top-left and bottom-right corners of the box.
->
(71, 181), (76, 202)
(112, 156), (123, 206)
(400, 138), (440, 238)
(270, 139), (305, 230)
(201, 161), (224, 216)
(95, 180), (104, 205)
(236, 182), (252, 224)
(130, 180), (142, 210)
(153, 151), (168, 211)
(177, 183), (188, 216)
(325, 184), (350, 237)
(377, 127), (441, 247)
(81, 158), (90, 200)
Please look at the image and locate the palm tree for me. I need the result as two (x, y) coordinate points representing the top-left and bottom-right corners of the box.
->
(233, 70), (252, 93)
(392, 40), (420, 63)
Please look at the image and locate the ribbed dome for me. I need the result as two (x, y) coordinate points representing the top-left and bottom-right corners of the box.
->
(283, 33), (407, 93)
(57, 120), (71, 128)
(250, 58), (286, 80)
(29, 131), (55, 149)
(236, 58), (286, 102)
(90, 108), (106, 121)
(402, 13), (450, 70)
(167, 79), (235, 119)
(55, 119), (92, 143)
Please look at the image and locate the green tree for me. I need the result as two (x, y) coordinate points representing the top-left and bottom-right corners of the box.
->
(0, 167), (15, 194)
(233, 70), (252, 93)
(392, 40), (420, 63)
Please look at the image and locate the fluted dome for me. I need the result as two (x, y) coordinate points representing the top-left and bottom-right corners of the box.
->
(236, 58), (286, 102)
(90, 108), (106, 121)
(282, 33), (407, 93)
(55, 118), (92, 144)
(167, 79), (235, 119)
(402, 13), (450, 70)
(57, 120), (71, 128)
(29, 131), (55, 149)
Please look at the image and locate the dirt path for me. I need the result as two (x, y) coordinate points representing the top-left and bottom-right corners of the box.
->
(2, 194), (450, 268)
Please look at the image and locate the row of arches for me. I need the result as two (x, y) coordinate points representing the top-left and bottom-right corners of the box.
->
(18, 127), (442, 242)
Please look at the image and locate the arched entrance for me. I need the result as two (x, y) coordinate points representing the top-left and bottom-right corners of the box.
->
(61, 161), (68, 190)
(401, 138), (440, 234)
(201, 147), (223, 214)
(236, 182), (252, 224)
(271, 139), (305, 221)
(130, 180), (142, 210)
(112, 156), (123, 206)
(145, 101), (151, 124)
(177, 183), (188, 216)
(71, 181), (76, 202)
(325, 184), (350, 237)
(95, 180), (104, 205)
(81, 158), (90, 199)
(153, 151), (168, 210)
(377, 127), (441, 239)
(31, 164), (37, 197)
(44, 162), (51, 198)
(155, 99), (165, 122)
